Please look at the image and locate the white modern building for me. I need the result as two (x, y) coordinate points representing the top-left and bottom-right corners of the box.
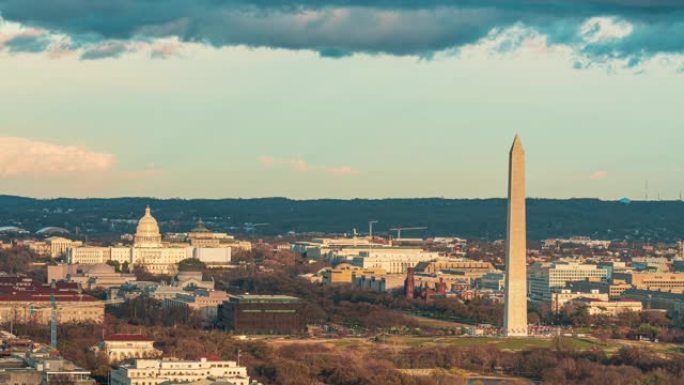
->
(191, 247), (231, 267)
(292, 237), (375, 260)
(95, 334), (162, 363)
(528, 261), (608, 302)
(349, 247), (440, 274)
(550, 289), (609, 313)
(110, 357), (250, 385)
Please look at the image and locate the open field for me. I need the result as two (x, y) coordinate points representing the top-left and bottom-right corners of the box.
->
(266, 335), (619, 352)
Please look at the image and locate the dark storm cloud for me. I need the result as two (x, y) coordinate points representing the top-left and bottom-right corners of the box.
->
(80, 41), (129, 60)
(0, 0), (683, 60)
(4, 33), (51, 53)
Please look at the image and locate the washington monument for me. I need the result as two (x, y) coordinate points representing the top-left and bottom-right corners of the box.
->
(503, 135), (528, 337)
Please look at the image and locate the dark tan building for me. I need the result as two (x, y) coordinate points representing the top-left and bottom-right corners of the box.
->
(221, 295), (306, 334)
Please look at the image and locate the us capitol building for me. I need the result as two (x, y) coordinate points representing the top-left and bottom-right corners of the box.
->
(67, 206), (230, 275)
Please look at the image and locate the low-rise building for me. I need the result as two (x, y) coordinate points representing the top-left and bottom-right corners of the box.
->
(350, 247), (441, 274)
(111, 357), (250, 385)
(570, 298), (643, 316)
(115, 270), (217, 301)
(550, 289), (608, 313)
(164, 290), (230, 324)
(48, 263), (136, 290)
(414, 258), (494, 275)
(621, 289), (684, 314)
(0, 279), (104, 325)
(221, 295), (306, 334)
(22, 237), (84, 258)
(96, 334), (162, 363)
(615, 272), (684, 293)
(352, 273), (405, 293)
(191, 247), (232, 268)
(568, 279), (632, 299)
(321, 263), (384, 285)
(36, 358), (96, 385)
(292, 237), (373, 259)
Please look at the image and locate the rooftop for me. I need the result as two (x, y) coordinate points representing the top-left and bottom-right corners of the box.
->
(229, 294), (301, 304)
(105, 334), (154, 342)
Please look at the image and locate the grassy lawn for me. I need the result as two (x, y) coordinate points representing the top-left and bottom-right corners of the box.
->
(403, 313), (470, 329)
(376, 335), (613, 351)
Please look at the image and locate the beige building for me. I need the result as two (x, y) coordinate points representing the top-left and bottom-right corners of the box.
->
(0, 292), (104, 325)
(187, 219), (228, 247)
(321, 263), (385, 285)
(415, 258), (496, 283)
(48, 263), (136, 290)
(292, 237), (374, 260)
(22, 237), (84, 258)
(571, 298), (643, 316)
(186, 219), (244, 251)
(163, 290), (230, 323)
(568, 279), (632, 299)
(618, 272), (684, 293)
(551, 289), (609, 313)
(111, 357), (250, 385)
(352, 273), (405, 293)
(97, 334), (162, 363)
(504, 135), (528, 337)
(415, 258), (494, 274)
(350, 247), (441, 274)
(68, 207), (190, 275)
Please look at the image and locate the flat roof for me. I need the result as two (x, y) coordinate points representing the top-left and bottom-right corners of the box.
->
(229, 294), (301, 304)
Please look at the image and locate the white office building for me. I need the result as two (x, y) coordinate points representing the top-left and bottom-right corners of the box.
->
(528, 261), (608, 302)
(110, 357), (250, 385)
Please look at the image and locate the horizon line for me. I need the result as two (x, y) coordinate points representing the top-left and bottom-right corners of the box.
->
(0, 194), (670, 203)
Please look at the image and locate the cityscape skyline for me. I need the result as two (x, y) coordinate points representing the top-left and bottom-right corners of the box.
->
(3, 2), (684, 385)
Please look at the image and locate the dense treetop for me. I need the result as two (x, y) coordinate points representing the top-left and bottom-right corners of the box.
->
(0, 196), (682, 241)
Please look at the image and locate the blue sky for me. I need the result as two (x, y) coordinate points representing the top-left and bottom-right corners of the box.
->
(1, 1), (683, 199)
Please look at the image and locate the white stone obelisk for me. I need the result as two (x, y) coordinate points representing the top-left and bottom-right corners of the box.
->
(503, 135), (528, 337)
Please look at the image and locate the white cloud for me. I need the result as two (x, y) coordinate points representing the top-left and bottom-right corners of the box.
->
(0, 136), (115, 177)
(580, 17), (633, 44)
(259, 156), (358, 176)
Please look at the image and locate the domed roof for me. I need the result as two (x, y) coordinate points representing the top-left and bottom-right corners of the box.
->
(134, 206), (162, 248)
(36, 226), (70, 235)
(190, 218), (211, 233)
(136, 206), (160, 235)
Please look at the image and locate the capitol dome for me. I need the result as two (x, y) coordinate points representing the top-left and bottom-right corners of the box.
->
(134, 206), (162, 248)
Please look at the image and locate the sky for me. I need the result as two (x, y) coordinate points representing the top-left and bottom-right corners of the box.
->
(1, 1), (684, 200)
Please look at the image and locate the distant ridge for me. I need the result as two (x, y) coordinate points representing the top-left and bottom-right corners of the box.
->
(1, 195), (683, 241)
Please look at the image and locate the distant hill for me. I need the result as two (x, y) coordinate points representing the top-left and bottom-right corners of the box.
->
(0, 195), (682, 242)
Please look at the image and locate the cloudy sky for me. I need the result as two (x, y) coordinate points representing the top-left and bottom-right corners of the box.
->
(1, 0), (683, 200)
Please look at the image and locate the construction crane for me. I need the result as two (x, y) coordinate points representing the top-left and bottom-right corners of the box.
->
(389, 226), (427, 239)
